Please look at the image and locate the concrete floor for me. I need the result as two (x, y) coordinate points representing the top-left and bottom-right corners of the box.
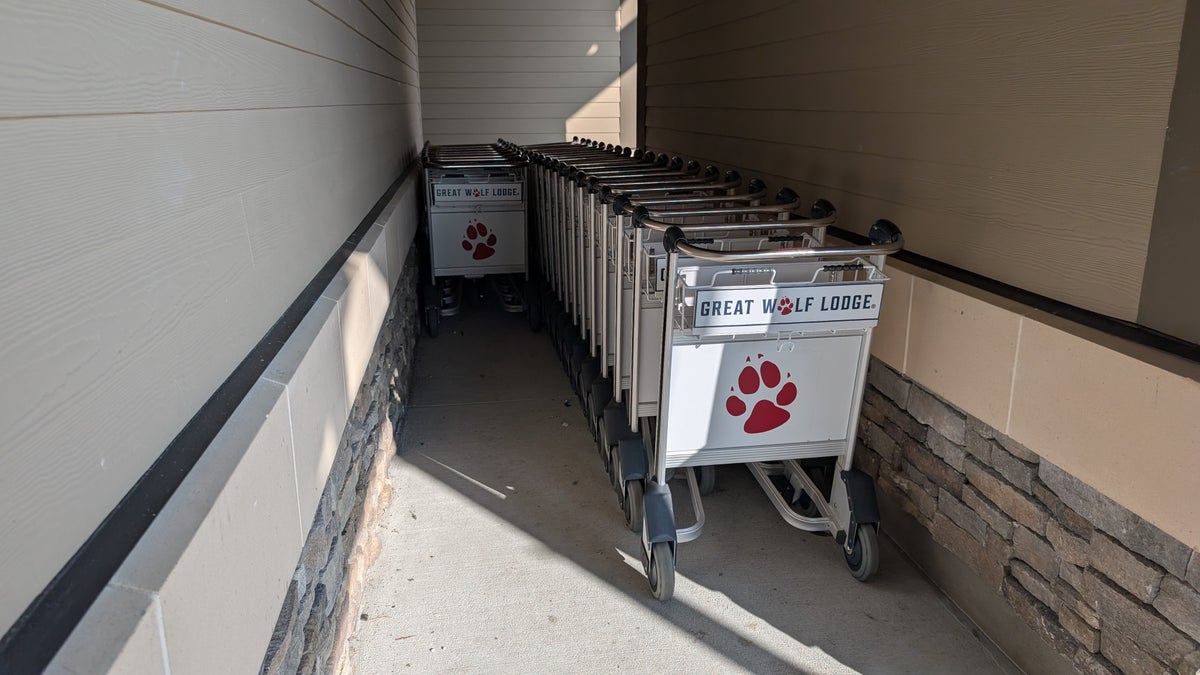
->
(347, 301), (1012, 674)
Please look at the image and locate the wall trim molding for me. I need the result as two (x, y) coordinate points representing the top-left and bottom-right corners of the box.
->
(830, 225), (1200, 368)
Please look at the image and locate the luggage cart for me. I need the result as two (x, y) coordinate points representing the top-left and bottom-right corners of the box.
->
(602, 200), (836, 526)
(623, 211), (903, 599)
(421, 142), (531, 336)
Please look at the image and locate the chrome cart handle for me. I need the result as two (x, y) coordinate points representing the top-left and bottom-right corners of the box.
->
(631, 201), (836, 231)
(661, 220), (904, 263)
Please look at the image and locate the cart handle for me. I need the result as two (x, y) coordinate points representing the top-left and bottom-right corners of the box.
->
(661, 220), (904, 263)
(627, 197), (835, 225)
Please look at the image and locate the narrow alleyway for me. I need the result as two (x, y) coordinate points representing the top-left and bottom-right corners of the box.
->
(347, 301), (1012, 674)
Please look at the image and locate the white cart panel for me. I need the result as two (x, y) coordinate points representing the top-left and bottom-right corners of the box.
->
(431, 210), (526, 277)
(662, 334), (864, 465)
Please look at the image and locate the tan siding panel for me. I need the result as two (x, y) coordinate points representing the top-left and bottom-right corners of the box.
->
(420, 55), (619, 73)
(155, 0), (414, 80)
(426, 116), (619, 135)
(419, 0), (616, 9)
(424, 101), (619, 120)
(644, 126), (1147, 319)
(426, 132), (619, 146)
(310, 0), (414, 66)
(419, 25), (617, 42)
(419, 40), (620, 58)
(420, 70), (618, 89)
(0, 0), (417, 118)
(645, 2), (1186, 319)
(646, 0), (793, 45)
(418, 9), (615, 27)
(422, 86), (620, 104)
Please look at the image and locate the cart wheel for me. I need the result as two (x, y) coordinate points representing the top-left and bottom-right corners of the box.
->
(697, 466), (717, 496)
(598, 409), (613, 464)
(623, 479), (644, 533)
(608, 443), (622, 494)
(648, 542), (675, 602)
(844, 524), (880, 582)
(424, 306), (440, 338)
(795, 490), (820, 518)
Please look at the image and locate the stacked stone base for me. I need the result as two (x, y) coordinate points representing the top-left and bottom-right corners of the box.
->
(858, 360), (1200, 675)
(260, 250), (419, 675)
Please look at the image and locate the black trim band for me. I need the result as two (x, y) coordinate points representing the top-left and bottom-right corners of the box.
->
(828, 225), (1200, 365)
(0, 164), (417, 674)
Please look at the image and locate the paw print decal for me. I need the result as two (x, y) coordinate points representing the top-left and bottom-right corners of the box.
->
(725, 354), (797, 434)
(777, 298), (794, 315)
(462, 222), (496, 260)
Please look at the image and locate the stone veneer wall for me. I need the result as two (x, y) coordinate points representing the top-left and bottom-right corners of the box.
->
(857, 359), (1200, 675)
(260, 249), (419, 675)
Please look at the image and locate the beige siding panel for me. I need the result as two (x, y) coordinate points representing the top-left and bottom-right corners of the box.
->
(423, 101), (619, 120)
(426, 0), (616, 9)
(426, 117), (619, 136)
(426, 132), (620, 146)
(645, 107), (1165, 183)
(648, 2), (1182, 70)
(643, 0), (697, 25)
(310, 0), (414, 66)
(420, 41), (620, 58)
(645, 2), (1184, 319)
(421, 56), (619, 73)
(418, 9), (615, 27)
(418, 25), (617, 43)
(155, 0), (414, 80)
(0, 0), (416, 118)
(417, 0), (621, 145)
(420, 70), (619, 89)
(645, 126), (1146, 318)
(422, 86), (620, 104)
(646, 0), (793, 45)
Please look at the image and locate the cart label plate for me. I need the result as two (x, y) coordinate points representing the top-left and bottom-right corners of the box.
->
(694, 284), (883, 328)
(433, 183), (523, 204)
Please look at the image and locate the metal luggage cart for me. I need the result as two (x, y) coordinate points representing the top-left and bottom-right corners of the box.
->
(624, 212), (903, 600)
(421, 142), (531, 336)
(600, 201), (836, 525)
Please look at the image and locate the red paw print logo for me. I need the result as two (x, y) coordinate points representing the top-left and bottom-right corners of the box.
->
(725, 355), (797, 434)
(462, 222), (496, 260)
(777, 298), (794, 315)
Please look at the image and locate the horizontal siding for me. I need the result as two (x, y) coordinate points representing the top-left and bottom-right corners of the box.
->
(418, 9), (616, 27)
(422, 85), (620, 104)
(419, 40), (620, 58)
(0, 0), (421, 634)
(417, 0), (622, 145)
(644, 1), (1186, 320)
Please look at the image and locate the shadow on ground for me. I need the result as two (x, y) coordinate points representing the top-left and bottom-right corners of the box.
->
(350, 300), (1006, 674)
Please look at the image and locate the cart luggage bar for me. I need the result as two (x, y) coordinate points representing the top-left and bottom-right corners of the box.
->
(651, 217), (904, 261)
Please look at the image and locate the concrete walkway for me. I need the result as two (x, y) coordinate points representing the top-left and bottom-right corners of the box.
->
(347, 302), (1012, 674)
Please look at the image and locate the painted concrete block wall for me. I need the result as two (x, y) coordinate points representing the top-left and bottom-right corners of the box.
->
(49, 175), (421, 674)
(0, 0), (422, 633)
(417, 0), (625, 146)
(642, 0), (1185, 321)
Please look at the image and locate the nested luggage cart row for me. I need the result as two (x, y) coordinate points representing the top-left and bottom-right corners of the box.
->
(499, 137), (904, 601)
